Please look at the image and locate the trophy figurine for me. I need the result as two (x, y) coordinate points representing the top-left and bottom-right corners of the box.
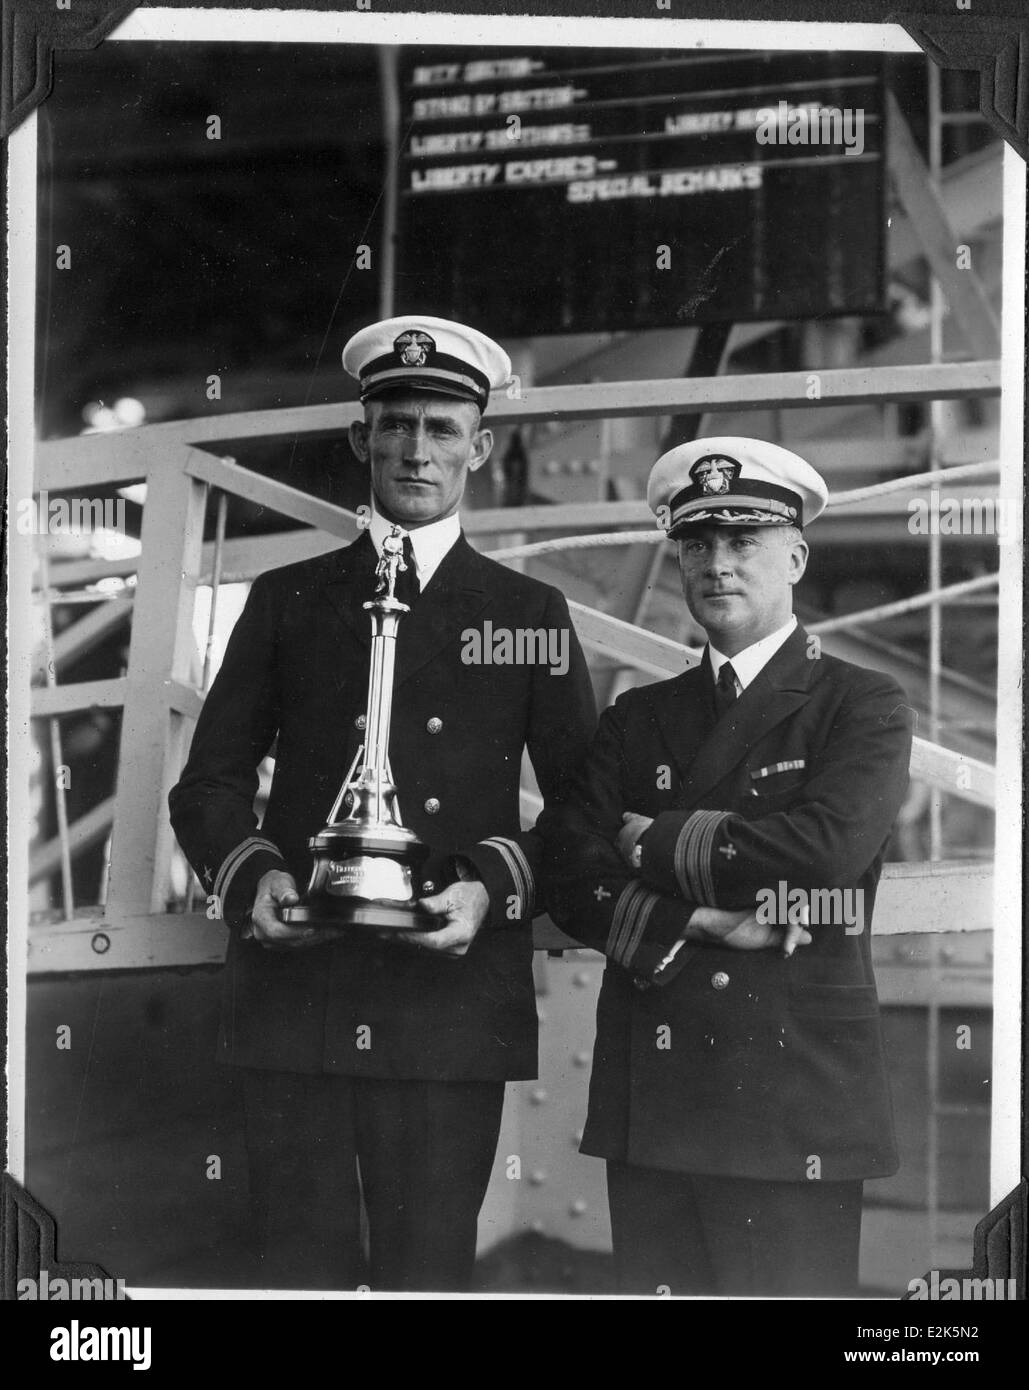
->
(282, 526), (434, 931)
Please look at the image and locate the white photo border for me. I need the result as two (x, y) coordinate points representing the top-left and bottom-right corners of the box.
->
(5, 5), (1023, 1301)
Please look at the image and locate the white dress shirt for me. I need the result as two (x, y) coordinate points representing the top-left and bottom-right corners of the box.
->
(368, 503), (461, 592)
(708, 615), (798, 694)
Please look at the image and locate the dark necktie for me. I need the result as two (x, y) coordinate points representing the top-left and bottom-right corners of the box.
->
(713, 661), (739, 719)
(393, 534), (420, 610)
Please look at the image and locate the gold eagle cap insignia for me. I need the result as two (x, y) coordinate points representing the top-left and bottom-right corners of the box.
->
(690, 454), (741, 496)
(394, 330), (436, 367)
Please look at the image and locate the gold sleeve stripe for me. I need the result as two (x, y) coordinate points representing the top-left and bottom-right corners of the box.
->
(674, 809), (729, 905)
(607, 881), (659, 967)
(213, 836), (283, 904)
(480, 836), (534, 916)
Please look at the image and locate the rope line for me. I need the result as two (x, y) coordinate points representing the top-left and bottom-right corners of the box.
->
(808, 573), (999, 635)
(483, 459), (1000, 562)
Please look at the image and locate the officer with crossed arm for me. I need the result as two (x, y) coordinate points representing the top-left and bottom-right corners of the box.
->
(541, 437), (912, 1297)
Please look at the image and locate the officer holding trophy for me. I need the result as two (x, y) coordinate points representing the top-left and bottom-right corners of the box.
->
(169, 316), (596, 1291)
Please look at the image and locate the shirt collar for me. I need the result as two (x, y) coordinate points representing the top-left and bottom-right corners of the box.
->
(708, 615), (798, 692)
(368, 503), (461, 590)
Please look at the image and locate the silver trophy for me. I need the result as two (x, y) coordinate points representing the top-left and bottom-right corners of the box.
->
(283, 526), (433, 931)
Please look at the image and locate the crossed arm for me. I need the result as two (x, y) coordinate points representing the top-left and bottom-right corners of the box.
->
(539, 674), (911, 984)
(539, 702), (808, 986)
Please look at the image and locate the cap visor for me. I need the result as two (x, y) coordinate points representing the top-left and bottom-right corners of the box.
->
(362, 374), (483, 405)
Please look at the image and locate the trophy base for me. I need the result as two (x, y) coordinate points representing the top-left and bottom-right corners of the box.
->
(291, 817), (434, 933)
(281, 900), (435, 932)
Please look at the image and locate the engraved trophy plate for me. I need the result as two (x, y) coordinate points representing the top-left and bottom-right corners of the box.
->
(282, 527), (434, 931)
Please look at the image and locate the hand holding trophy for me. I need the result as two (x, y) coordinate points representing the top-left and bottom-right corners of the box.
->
(282, 524), (433, 931)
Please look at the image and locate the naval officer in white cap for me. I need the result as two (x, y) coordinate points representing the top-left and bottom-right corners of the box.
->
(541, 436), (912, 1296)
(170, 315), (596, 1290)
(342, 314), (509, 413)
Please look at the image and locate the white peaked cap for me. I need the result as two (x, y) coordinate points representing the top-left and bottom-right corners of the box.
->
(647, 436), (829, 534)
(342, 315), (511, 412)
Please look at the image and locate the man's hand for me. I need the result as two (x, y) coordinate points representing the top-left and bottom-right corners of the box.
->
(616, 811), (654, 869)
(248, 870), (345, 950)
(398, 880), (491, 958)
(689, 904), (811, 957)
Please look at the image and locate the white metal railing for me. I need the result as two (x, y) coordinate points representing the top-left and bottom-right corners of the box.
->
(27, 360), (1003, 970)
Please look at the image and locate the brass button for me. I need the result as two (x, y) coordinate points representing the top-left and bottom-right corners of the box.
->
(424, 797), (440, 815)
(426, 716), (443, 734)
(354, 714), (367, 730)
(711, 971), (730, 990)
(422, 880), (436, 894)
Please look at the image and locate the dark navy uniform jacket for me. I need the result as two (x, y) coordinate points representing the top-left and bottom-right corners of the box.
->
(169, 530), (596, 1082)
(541, 625), (913, 1181)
